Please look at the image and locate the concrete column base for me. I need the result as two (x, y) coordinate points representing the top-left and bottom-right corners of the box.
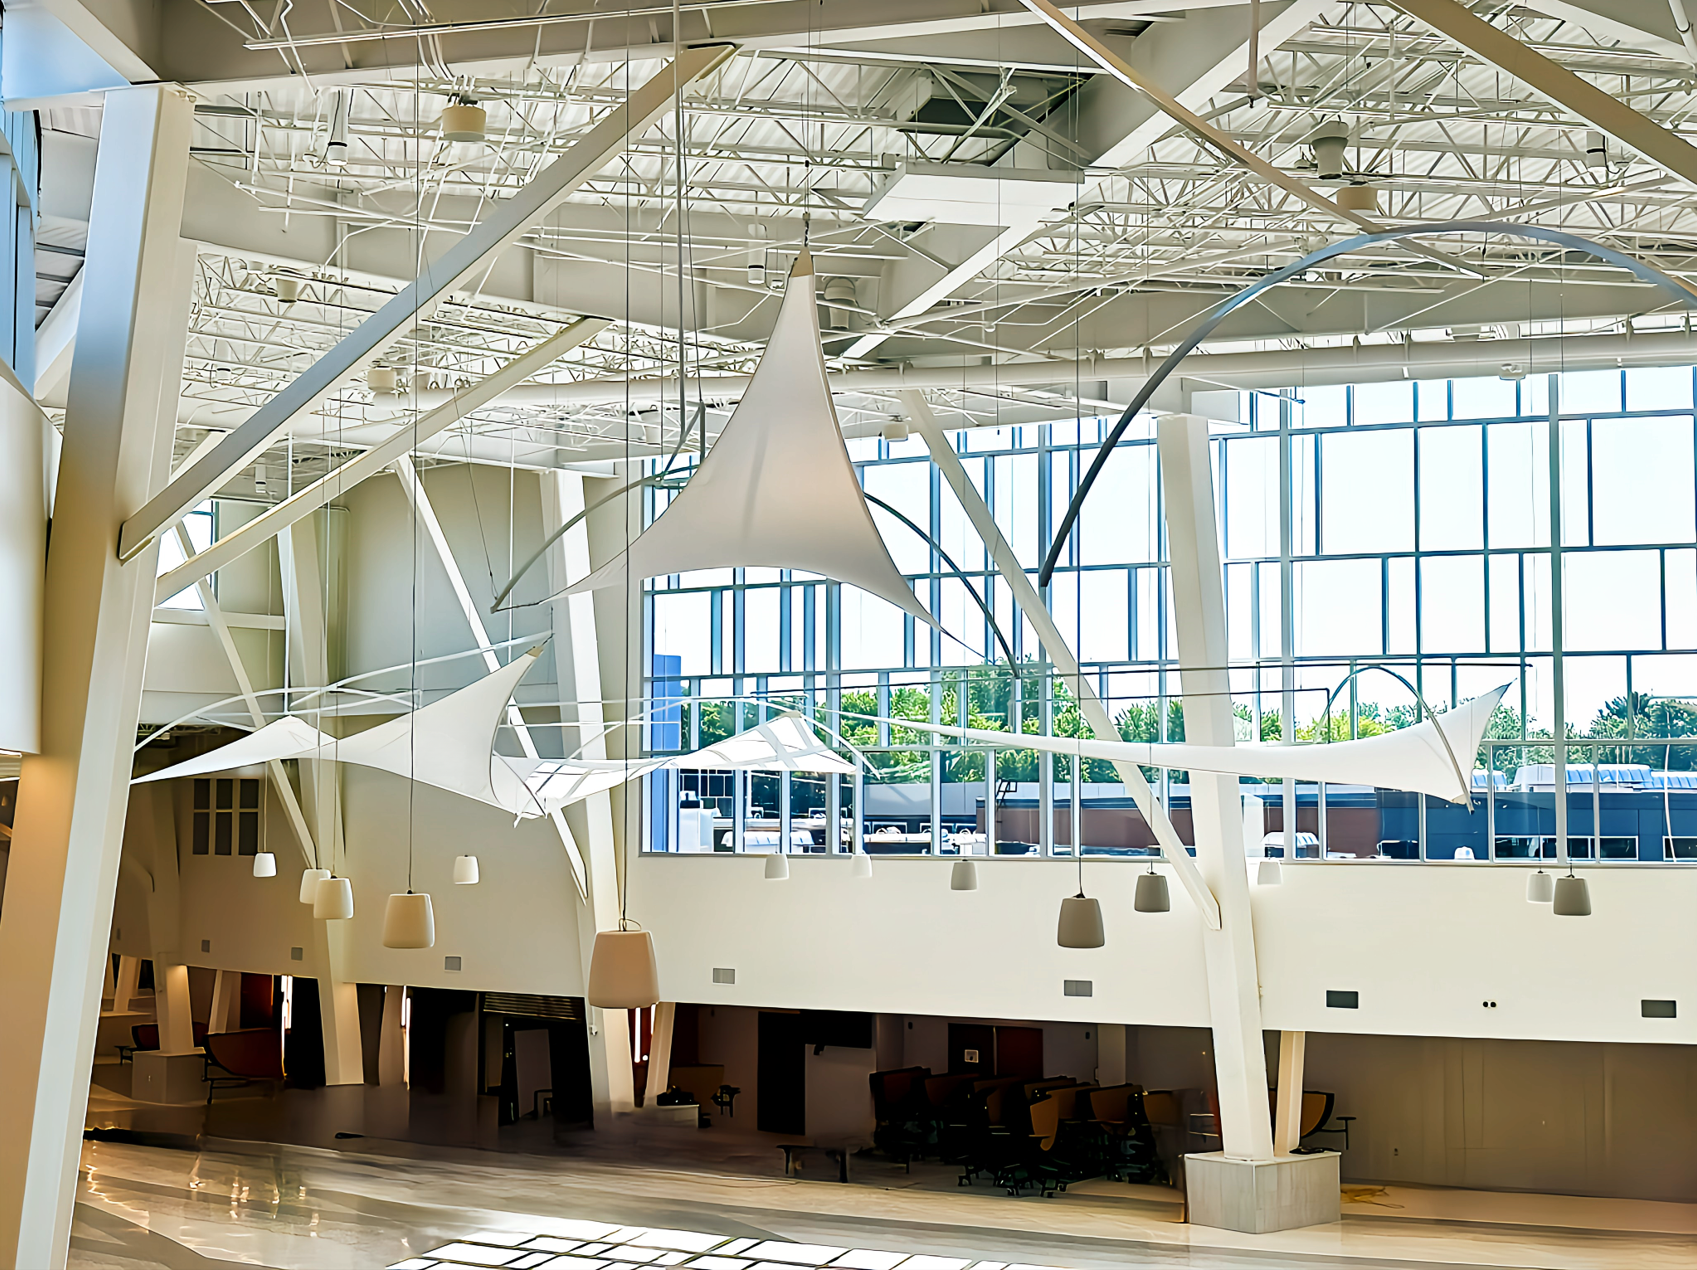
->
(1184, 1151), (1340, 1233)
(130, 1050), (207, 1105)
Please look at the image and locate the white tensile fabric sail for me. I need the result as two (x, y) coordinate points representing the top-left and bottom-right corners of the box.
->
(133, 716), (336, 783)
(512, 713), (853, 814)
(139, 660), (856, 817)
(563, 251), (934, 627)
(664, 712), (854, 774)
(889, 685), (1509, 804)
(335, 648), (543, 808)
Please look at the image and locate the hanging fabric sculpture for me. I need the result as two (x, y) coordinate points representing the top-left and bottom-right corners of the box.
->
(136, 654), (853, 819)
(561, 250), (934, 627)
(889, 685), (1509, 805)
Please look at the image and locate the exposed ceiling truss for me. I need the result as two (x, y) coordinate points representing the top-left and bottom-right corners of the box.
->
(28, 0), (1697, 499)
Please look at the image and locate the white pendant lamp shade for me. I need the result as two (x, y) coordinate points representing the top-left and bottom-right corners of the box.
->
(1257, 859), (1283, 886)
(453, 854), (481, 885)
(950, 858), (978, 891)
(299, 867), (331, 904)
(851, 852), (873, 879)
(586, 928), (660, 1009)
(1057, 894), (1105, 948)
(252, 852), (276, 878)
(1333, 184), (1378, 212)
(441, 102), (487, 143)
(1527, 869), (1555, 903)
(381, 892), (435, 948)
(1553, 875), (1592, 916)
(313, 876), (355, 921)
(763, 852), (790, 881)
(1134, 869), (1171, 913)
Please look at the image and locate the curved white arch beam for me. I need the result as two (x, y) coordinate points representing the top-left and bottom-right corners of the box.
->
(1039, 220), (1697, 587)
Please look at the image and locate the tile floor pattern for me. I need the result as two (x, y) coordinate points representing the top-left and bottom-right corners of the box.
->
(395, 1224), (1055, 1270)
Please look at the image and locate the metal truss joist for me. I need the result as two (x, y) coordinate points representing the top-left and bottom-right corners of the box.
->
(117, 41), (735, 563)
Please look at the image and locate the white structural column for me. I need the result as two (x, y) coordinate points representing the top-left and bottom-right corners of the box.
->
(209, 970), (241, 1033)
(126, 785), (193, 1054)
(0, 85), (193, 1270)
(541, 469), (636, 1116)
(276, 514), (364, 1086)
(643, 1001), (677, 1106)
(902, 391), (1220, 927)
(391, 455), (590, 894)
(1155, 413), (1274, 1164)
(1274, 1031), (1307, 1153)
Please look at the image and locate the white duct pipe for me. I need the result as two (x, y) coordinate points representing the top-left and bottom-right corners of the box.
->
(396, 326), (1697, 410)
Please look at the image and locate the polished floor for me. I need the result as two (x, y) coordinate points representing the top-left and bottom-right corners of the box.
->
(69, 1116), (1697, 1270)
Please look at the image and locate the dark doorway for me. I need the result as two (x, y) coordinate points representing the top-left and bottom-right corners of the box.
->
(757, 1011), (805, 1135)
(948, 1022), (995, 1074)
(995, 1025), (1044, 1079)
(283, 978), (326, 1088)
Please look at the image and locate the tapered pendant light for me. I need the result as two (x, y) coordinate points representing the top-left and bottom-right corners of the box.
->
(252, 852), (276, 878)
(950, 858), (978, 890)
(1553, 873), (1592, 916)
(313, 876), (355, 920)
(851, 851), (873, 879)
(299, 867), (331, 904)
(382, 892), (435, 948)
(1526, 869), (1555, 903)
(1134, 866), (1171, 913)
(453, 854), (480, 885)
(586, 923), (660, 1008)
(764, 852), (790, 880)
(1257, 859), (1282, 886)
(1057, 894), (1105, 948)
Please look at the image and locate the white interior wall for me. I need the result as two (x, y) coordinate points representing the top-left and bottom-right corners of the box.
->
(1305, 1033), (1697, 1203)
(336, 767), (586, 994)
(633, 854), (1697, 1046)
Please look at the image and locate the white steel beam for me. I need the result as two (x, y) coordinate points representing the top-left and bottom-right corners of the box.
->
(902, 390), (1221, 929)
(1393, 0), (1697, 187)
(0, 84), (193, 1270)
(1016, 0), (1477, 279)
(171, 520), (317, 866)
(153, 317), (609, 605)
(118, 43), (735, 562)
(391, 454), (591, 897)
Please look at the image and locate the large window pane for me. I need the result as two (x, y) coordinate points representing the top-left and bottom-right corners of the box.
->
(1322, 429), (1413, 553)
(1420, 554), (1485, 653)
(1591, 416), (1695, 546)
(1564, 550), (1661, 651)
(1296, 559), (1382, 657)
(1419, 425), (1483, 551)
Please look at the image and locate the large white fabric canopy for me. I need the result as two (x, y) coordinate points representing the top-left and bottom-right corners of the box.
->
(668, 712), (855, 774)
(334, 650), (542, 808)
(134, 716), (336, 782)
(563, 251), (934, 627)
(889, 685), (1509, 804)
(137, 653), (855, 817)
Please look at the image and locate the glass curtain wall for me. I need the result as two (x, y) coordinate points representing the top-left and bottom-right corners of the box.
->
(646, 366), (1697, 862)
